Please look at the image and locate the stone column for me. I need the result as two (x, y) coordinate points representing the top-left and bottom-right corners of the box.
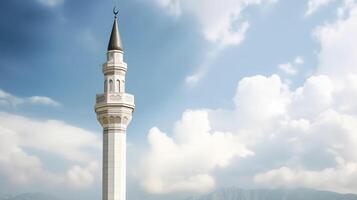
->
(103, 128), (126, 200)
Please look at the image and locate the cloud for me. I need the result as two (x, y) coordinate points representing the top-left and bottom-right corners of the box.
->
(140, 2), (357, 194)
(185, 46), (223, 85)
(144, 73), (341, 194)
(251, 4), (357, 192)
(279, 63), (297, 75)
(140, 110), (253, 194)
(156, 0), (278, 85)
(0, 89), (60, 107)
(27, 96), (60, 107)
(225, 74), (357, 193)
(254, 160), (357, 194)
(66, 162), (99, 189)
(156, 0), (181, 16)
(36, 0), (63, 7)
(278, 56), (304, 76)
(0, 112), (100, 189)
(305, 0), (333, 16)
(291, 75), (334, 118)
(155, 0), (276, 46)
(234, 75), (290, 122)
(239, 73), (357, 193)
(314, 2), (357, 79)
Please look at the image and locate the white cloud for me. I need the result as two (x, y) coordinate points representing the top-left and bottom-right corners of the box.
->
(291, 75), (334, 118)
(305, 0), (333, 16)
(251, 106), (357, 189)
(294, 56), (304, 65)
(66, 162), (99, 189)
(143, 18), (357, 193)
(278, 63), (298, 75)
(234, 75), (290, 122)
(252, 4), (357, 192)
(0, 89), (60, 107)
(337, 0), (357, 18)
(156, 0), (276, 46)
(36, 0), (63, 7)
(254, 160), (357, 194)
(27, 96), (60, 107)
(140, 110), (253, 194)
(156, 0), (277, 85)
(314, 2), (357, 79)
(185, 46), (223, 85)
(0, 112), (100, 189)
(230, 74), (357, 193)
(278, 56), (304, 76)
(156, 0), (181, 16)
(140, 1), (357, 195)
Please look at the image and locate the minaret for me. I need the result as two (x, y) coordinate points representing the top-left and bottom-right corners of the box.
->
(95, 10), (134, 200)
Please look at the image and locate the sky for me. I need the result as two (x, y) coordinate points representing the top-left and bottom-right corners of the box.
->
(1, 0), (357, 199)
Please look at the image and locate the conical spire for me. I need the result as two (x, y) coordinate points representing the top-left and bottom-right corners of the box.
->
(107, 13), (123, 51)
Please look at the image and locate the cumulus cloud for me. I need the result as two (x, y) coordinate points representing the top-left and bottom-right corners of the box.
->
(314, 2), (357, 79)
(0, 89), (60, 107)
(140, 110), (253, 194)
(0, 112), (100, 189)
(66, 162), (99, 189)
(254, 160), (357, 194)
(242, 75), (357, 193)
(252, 3), (357, 192)
(305, 0), (333, 16)
(221, 74), (357, 193)
(143, 73), (340, 194)
(291, 75), (334, 118)
(234, 75), (290, 122)
(140, 2), (357, 194)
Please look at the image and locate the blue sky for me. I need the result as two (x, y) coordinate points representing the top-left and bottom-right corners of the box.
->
(1, 0), (357, 199)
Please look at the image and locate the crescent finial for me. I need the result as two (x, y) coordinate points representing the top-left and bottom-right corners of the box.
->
(113, 6), (119, 17)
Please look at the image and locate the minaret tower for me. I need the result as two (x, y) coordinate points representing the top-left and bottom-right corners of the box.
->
(95, 10), (135, 200)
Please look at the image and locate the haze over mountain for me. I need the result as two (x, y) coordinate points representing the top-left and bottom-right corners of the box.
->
(187, 188), (357, 200)
(2, 188), (357, 200)
(0, 193), (59, 200)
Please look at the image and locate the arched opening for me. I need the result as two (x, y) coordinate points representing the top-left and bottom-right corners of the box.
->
(104, 80), (107, 92)
(109, 79), (114, 92)
(117, 80), (120, 92)
(121, 80), (125, 92)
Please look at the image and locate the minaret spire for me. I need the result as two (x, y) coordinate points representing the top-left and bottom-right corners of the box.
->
(108, 7), (123, 51)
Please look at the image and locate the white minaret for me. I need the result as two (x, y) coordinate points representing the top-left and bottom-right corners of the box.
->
(95, 10), (134, 200)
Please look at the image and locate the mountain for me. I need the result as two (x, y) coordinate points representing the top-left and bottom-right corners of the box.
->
(187, 188), (357, 200)
(0, 193), (59, 200)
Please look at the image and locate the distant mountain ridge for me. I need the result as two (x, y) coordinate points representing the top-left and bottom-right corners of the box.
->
(187, 188), (357, 200)
(0, 193), (59, 200)
(2, 188), (357, 200)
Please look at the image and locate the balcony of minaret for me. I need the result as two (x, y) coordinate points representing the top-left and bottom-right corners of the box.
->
(95, 92), (134, 129)
(95, 93), (134, 107)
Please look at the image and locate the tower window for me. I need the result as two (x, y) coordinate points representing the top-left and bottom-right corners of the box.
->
(109, 79), (114, 92)
(117, 80), (120, 92)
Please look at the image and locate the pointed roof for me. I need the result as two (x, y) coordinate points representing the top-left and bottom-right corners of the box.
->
(107, 16), (123, 51)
